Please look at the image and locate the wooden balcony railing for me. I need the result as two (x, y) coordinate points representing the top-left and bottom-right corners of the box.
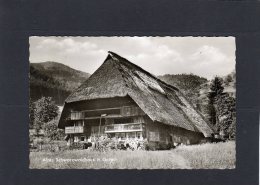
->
(70, 112), (84, 120)
(69, 106), (145, 120)
(65, 126), (84, 134)
(104, 123), (143, 133)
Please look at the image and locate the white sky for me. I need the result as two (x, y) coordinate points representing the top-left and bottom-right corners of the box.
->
(29, 36), (236, 79)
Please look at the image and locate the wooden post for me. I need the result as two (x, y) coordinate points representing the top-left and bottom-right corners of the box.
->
(83, 120), (85, 133)
(98, 114), (107, 137)
(98, 117), (101, 137)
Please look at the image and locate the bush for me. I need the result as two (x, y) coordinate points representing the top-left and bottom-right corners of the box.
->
(43, 119), (65, 140)
(69, 142), (85, 150)
(30, 137), (67, 152)
(90, 138), (150, 151)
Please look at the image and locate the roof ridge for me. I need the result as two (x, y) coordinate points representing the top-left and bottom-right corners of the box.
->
(107, 51), (179, 91)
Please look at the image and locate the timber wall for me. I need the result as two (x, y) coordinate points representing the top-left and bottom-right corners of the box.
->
(145, 117), (204, 149)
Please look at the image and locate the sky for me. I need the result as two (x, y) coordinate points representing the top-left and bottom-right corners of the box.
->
(29, 37), (236, 79)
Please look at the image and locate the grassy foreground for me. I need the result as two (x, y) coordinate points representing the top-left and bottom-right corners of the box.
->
(29, 141), (235, 169)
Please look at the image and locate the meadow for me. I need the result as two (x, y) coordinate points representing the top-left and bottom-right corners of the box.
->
(29, 141), (235, 169)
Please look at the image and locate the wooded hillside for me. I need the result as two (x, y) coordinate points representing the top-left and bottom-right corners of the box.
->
(159, 72), (236, 137)
(30, 62), (90, 105)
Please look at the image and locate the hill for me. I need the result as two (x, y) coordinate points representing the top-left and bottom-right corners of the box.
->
(158, 74), (208, 92)
(30, 62), (90, 105)
(158, 74), (208, 107)
(158, 72), (236, 123)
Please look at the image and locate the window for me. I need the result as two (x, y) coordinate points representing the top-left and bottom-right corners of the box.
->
(114, 118), (133, 124)
(74, 121), (83, 126)
(81, 136), (85, 141)
(107, 133), (115, 138)
(91, 126), (105, 136)
(115, 133), (126, 139)
(126, 132), (136, 139)
(74, 136), (79, 142)
(136, 132), (142, 139)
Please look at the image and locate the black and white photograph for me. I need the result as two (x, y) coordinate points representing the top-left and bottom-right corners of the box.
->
(29, 36), (236, 169)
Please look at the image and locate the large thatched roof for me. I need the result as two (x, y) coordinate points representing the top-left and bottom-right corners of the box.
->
(62, 51), (213, 137)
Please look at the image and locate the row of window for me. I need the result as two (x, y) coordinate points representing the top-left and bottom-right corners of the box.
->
(70, 117), (144, 125)
(70, 106), (145, 120)
(71, 131), (144, 143)
(107, 132), (143, 139)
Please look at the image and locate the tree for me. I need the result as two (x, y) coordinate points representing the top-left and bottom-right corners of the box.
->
(207, 77), (224, 127)
(206, 101), (216, 126)
(227, 113), (236, 139)
(43, 119), (65, 141)
(208, 77), (224, 100)
(207, 77), (236, 138)
(29, 99), (35, 129)
(224, 74), (233, 86)
(215, 94), (236, 138)
(33, 97), (59, 131)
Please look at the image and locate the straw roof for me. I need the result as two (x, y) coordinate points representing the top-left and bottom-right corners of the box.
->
(62, 51), (213, 136)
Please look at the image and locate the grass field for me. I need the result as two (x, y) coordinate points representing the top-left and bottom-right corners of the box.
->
(29, 141), (235, 169)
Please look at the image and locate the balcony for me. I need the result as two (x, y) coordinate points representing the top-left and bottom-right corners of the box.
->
(104, 123), (143, 133)
(70, 112), (84, 120)
(65, 126), (84, 134)
(69, 106), (146, 120)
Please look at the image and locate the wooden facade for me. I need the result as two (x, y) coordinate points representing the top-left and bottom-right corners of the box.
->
(62, 96), (204, 148)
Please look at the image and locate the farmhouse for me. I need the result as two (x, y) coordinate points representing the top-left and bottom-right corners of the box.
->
(58, 51), (213, 149)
